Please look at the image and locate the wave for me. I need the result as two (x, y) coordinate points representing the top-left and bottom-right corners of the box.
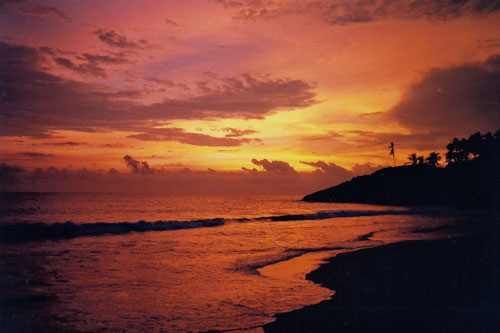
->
(0, 207), (446, 243)
(234, 206), (446, 223)
(252, 208), (442, 221)
(0, 219), (225, 244)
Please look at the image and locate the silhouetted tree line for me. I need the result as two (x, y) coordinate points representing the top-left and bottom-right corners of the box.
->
(406, 129), (500, 168)
(407, 152), (441, 167)
(445, 130), (500, 165)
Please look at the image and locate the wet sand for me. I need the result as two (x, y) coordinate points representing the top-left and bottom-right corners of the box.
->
(264, 227), (500, 332)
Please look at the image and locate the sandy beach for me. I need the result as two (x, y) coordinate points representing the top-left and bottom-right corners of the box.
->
(264, 224), (500, 332)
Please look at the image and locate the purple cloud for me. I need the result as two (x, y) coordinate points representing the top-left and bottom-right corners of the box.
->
(94, 30), (148, 49)
(127, 128), (258, 147)
(0, 41), (317, 139)
(386, 55), (500, 137)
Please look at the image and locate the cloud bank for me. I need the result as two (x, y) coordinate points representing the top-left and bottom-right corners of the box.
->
(387, 55), (500, 136)
(213, 0), (500, 24)
(0, 158), (383, 195)
(0, 41), (317, 141)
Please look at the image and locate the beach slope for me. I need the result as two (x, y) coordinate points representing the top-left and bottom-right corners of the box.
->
(264, 232), (500, 332)
(302, 164), (499, 208)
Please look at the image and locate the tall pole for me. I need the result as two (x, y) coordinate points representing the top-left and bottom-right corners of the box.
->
(389, 142), (396, 167)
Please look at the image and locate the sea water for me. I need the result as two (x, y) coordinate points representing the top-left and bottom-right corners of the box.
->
(0, 193), (461, 332)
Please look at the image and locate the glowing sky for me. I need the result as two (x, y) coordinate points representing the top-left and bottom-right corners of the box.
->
(1, 0), (500, 193)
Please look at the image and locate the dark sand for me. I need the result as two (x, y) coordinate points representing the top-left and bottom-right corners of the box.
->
(264, 228), (500, 332)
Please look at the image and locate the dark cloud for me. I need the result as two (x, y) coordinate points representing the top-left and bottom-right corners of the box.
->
(386, 55), (500, 137)
(54, 51), (131, 78)
(303, 131), (344, 141)
(0, 162), (24, 174)
(94, 29), (148, 49)
(123, 155), (154, 175)
(300, 160), (352, 179)
(38, 141), (84, 146)
(148, 74), (316, 119)
(54, 57), (106, 78)
(91, 89), (143, 99)
(144, 77), (176, 87)
(6, 1), (72, 22)
(223, 127), (257, 138)
(0, 42), (131, 137)
(80, 52), (131, 65)
(322, 0), (500, 24)
(0, 41), (317, 138)
(301, 159), (382, 178)
(213, 0), (246, 8)
(39, 46), (76, 56)
(165, 18), (179, 26)
(213, 0), (292, 20)
(21, 4), (69, 19)
(39, 46), (57, 55)
(127, 128), (257, 147)
(301, 160), (385, 186)
(0, 39), (41, 69)
(20, 152), (55, 158)
(327, 0), (500, 24)
(100, 143), (130, 149)
(0, 162), (25, 188)
(213, 0), (500, 24)
(251, 159), (296, 174)
(177, 83), (191, 91)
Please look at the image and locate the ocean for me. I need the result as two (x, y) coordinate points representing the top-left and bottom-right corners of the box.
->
(0, 193), (462, 332)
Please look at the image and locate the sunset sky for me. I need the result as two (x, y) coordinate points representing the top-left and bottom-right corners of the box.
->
(1, 0), (500, 193)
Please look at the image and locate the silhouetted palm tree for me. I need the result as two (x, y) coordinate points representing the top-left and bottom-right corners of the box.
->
(417, 156), (424, 165)
(408, 153), (418, 165)
(425, 152), (441, 167)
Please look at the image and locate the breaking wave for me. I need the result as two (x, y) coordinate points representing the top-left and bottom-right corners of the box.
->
(249, 208), (443, 222)
(0, 207), (446, 243)
(0, 219), (225, 244)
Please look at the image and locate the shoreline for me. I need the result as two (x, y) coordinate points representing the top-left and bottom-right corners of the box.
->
(263, 227), (500, 332)
(258, 250), (340, 282)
